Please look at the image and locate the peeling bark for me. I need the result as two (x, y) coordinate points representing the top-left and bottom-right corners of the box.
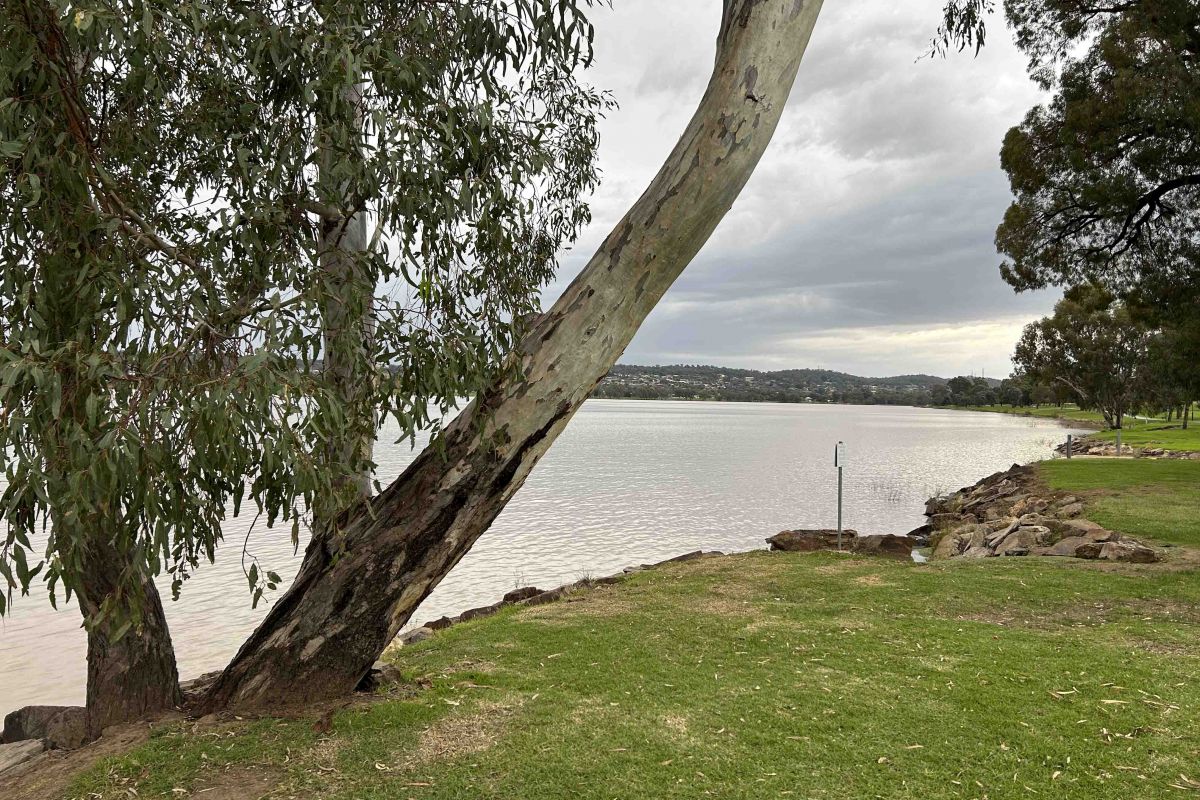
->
(203, 0), (824, 712)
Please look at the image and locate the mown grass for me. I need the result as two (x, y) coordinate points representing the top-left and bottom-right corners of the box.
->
(67, 544), (1200, 798)
(1040, 459), (1200, 548)
(1091, 423), (1200, 452)
(941, 404), (1109, 426)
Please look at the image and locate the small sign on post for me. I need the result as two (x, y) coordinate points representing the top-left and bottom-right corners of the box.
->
(834, 441), (845, 551)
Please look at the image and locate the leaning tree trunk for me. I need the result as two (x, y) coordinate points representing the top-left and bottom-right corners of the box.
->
(203, 0), (824, 712)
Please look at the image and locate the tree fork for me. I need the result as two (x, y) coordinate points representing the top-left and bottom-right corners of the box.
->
(203, 0), (824, 712)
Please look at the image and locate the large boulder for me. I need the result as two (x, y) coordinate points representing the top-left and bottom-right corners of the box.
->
(852, 535), (913, 559)
(0, 739), (46, 775)
(1038, 536), (1093, 557)
(1099, 541), (1161, 564)
(767, 529), (857, 552)
(931, 531), (963, 560)
(2, 705), (87, 750)
(996, 526), (1049, 556)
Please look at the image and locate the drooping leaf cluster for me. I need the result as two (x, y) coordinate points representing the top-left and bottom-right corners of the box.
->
(994, 1), (1200, 313)
(0, 0), (608, 619)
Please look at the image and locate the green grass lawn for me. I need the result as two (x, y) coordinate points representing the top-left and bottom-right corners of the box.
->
(943, 404), (1109, 426)
(1040, 459), (1200, 547)
(66, 546), (1200, 799)
(1091, 423), (1200, 452)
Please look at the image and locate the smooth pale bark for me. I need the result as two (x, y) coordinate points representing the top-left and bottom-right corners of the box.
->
(203, 0), (824, 711)
(316, 77), (376, 508)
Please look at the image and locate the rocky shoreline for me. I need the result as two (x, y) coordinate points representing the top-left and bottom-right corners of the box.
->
(1056, 438), (1200, 459)
(923, 463), (1160, 563)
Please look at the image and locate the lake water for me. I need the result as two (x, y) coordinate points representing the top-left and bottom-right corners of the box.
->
(0, 401), (1081, 718)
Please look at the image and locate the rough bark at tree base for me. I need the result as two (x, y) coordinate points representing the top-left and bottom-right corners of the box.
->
(82, 560), (182, 738)
(202, 0), (824, 713)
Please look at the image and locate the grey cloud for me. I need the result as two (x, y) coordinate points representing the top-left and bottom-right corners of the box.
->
(540, 0), (1057, 377)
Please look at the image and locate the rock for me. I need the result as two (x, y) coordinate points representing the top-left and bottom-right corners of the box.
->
(180, 671), (223, 706)
(982, 505), (1008, 521)
(929, 513), (964, 529)
(0, 739), (46, 775)
(1010, 496), (1051, 517)
(2, 705), (87, 750)
(399, 626), (434, 645)
(1075, 542), (1105, 559)
(852, 535), (913, 559)
(652, 550), (709, 566)
(1044, 518), (1108, 540)
(996, 527), (1048, 555)
(960, 545), (992, 559)
(767, 529), (857, 552)
(502, 587), (543, 604)
(425, 616), (453, 631)
(1099, 541), (1160, 564)
(906, 523), (933, 546)
(962, 526), (989, 550)
(520, 587), (567, 607)
(356, 660), (406, 693)
(1058, 502), (1085, 518)
(1039, 536), (1091, 557)
(457, 602), (503, 623)
(930, 532), (960, 560)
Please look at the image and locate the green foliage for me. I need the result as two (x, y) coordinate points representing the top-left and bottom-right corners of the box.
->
(1013, 286), (1152, 428)
(67, 550), (1200, 798)
(995, 1), (1200, 311)
(0, 1), (608, 621)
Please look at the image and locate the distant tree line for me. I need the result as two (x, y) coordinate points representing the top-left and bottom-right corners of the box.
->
(592, 364), (979, 406)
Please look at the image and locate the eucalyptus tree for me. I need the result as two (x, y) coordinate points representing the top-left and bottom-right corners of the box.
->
(1013, 286), (1153, 430)
(0, 0), (605, 733)
(988, 0), (1200, 312)
(203, 0), (828, 711)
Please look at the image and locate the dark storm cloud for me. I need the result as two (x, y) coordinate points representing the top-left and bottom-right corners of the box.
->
(544, 0), (1058, 377)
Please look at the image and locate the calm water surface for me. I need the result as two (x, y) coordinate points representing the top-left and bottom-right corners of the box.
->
(0, 402), (1081, 717)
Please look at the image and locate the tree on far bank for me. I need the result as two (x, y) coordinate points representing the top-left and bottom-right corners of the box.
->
(1145, 319), (1200, 428)
(1013, 287), (1151, 429)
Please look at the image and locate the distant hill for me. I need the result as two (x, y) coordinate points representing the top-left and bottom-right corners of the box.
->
(591, 364), (1000, 405)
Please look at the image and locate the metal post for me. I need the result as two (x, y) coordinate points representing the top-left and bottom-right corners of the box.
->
(835, 441), (845, 552)
(837, 464), (844, 551)
(1066, 434), (1073, 459)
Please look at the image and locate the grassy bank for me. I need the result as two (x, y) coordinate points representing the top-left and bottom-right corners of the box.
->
(940, 403), (1108, 426)
(944, 404), (1200, 452)
(60, 461), (1200, 800)
(1042, 459), (1200, 547)
(1090, 423), (1200, 452)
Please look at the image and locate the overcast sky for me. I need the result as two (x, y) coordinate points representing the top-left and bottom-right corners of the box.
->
(543, 0), (1059, 379)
